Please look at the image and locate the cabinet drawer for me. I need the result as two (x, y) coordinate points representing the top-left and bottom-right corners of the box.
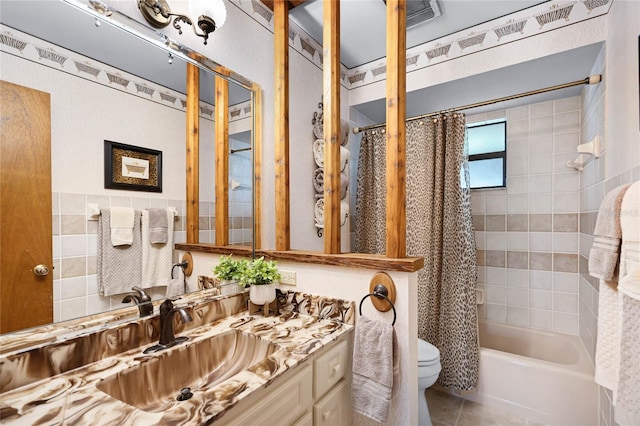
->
(220, 364), (313, 426)
(314, 340), (348, 399)
(313, 379), (351, 426)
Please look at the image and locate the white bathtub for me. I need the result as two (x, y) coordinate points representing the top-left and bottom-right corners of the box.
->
(457, 321), (598, 426)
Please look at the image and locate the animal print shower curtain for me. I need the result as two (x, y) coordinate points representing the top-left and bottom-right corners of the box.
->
(355, 114), (479, 390)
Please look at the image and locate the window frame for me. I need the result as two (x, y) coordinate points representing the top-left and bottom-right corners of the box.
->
(467, 120), (507, 190)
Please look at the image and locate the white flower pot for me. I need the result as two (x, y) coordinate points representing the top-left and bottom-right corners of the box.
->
(249, 283), (276, 305)
(219, 279), (240, 296)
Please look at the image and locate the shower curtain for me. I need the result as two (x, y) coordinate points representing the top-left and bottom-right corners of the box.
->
(355, 114), (479, 390)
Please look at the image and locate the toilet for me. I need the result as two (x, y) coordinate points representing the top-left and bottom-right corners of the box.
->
(418, 338), (441, 426)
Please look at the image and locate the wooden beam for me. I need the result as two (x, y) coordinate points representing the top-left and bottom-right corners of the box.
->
(215, 75), (229, 246)
(252, 84), (263, 249)
(186, 63), (199, 243)
(385, 0), (406, 258)
(322, 0), (340, 254)
(261, 0), (307, 11)
(274, 0), (290, 251)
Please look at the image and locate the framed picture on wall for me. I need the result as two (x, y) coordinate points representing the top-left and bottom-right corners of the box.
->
(104, 140), (162, 192)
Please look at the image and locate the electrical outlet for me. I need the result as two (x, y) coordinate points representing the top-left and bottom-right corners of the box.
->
(279, 270), (296, 286)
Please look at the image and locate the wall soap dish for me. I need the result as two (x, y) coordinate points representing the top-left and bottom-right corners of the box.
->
(567, 135), (601, 171)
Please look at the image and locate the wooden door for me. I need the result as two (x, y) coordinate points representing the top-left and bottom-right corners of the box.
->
(0, 80), (53, 333)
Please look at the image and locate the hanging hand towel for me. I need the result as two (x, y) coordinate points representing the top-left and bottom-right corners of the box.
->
(148, 208), (168, 244)
(141, 209), (174, 290)
(589, 184), (631, 279)
(165, 278), (185, 298)
(352, 315), (396, 423)
(98, 209), (142, 296)
(110, 207), (135, 246)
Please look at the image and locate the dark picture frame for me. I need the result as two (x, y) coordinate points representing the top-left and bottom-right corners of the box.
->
(104, 140), (162, 192)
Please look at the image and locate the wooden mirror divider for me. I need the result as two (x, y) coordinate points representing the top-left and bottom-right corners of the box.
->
(179, 0), (422, 273)
(273, 0), (409, 259)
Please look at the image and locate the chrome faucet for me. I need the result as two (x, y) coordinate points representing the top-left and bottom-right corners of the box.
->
(122, 286), (153, 317)
(143, 298), (193, 354)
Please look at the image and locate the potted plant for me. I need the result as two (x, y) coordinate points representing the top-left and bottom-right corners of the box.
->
(241, 257), (281, 305)
(212, 255), (248, 295)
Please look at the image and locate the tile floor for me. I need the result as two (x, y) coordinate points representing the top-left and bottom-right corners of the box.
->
(426, 389), (548, 426)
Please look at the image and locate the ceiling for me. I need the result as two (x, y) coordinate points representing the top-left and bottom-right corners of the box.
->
(0, 0), (251, 106)
(289, 0), (550, 69)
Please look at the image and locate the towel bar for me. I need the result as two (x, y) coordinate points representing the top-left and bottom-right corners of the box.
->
(87, 206), (178, 221)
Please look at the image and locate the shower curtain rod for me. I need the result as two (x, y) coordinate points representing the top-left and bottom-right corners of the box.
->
(352, 74), (602, 134)
(230, 147), (252, 154)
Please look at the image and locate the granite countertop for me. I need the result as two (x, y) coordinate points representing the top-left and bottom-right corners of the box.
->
(0, 310), (353, 425)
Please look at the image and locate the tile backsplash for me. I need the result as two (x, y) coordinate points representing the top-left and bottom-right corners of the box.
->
(470, 96), (583, 335)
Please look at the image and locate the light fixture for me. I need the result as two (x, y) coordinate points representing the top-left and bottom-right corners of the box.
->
(137, 0), (226, 45)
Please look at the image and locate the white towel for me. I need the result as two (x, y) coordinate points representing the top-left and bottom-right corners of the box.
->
(110, 207), (135, 246)
(616, 269), (640, 426)
(98, 209), (142, 296)
(311, 138), (350, 171)
(615, 182), (640, 426)
(141, 209), (174, 290)
(620, 182), (640, 278)
(352, 315), (396, 423)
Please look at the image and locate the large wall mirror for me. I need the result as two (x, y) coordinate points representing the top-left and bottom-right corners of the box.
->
(0, 0), (258, 334)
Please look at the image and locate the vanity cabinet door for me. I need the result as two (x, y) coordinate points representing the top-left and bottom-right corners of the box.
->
(219, 363), (313, 426)
(313, 379), (350, 426)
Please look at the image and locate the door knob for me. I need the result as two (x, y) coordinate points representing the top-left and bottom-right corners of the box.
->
(33, 264), (50, 276)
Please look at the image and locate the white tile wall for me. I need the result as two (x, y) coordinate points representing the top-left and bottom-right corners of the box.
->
(471, 95), (582, 334)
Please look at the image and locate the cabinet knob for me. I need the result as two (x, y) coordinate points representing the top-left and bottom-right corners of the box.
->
(331, 364), (341, 376)
(322, 410), (331, 420)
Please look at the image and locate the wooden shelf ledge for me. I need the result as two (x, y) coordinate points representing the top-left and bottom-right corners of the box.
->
(175, 244), (424, 273)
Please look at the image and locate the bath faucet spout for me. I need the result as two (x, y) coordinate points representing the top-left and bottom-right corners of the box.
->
(141, 298), (193, 355)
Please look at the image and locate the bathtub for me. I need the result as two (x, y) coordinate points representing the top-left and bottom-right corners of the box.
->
(457, 321), (598, 426)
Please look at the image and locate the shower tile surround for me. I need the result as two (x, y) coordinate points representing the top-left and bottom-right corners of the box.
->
(470, 96), (583, 335)
(53, 192), (252, 322)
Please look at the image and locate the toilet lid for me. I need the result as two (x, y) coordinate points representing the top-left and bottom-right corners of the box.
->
(418, 339), (440, 362)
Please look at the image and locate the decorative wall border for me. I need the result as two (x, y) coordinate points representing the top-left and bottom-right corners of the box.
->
(233, 0), (611, 91)
(232, 0), (349, 88)
(343, 0), (612, 90)
(0, 25), (251, 123)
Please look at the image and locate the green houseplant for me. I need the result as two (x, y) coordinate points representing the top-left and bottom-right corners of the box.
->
(212, 255), (248, 295)
(241, 257), (281, 305)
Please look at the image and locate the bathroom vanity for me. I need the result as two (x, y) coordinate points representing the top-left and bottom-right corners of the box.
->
(0, 291), (354, 425)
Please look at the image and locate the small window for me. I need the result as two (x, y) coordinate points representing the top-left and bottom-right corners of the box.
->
(467, 121), (506, 189)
